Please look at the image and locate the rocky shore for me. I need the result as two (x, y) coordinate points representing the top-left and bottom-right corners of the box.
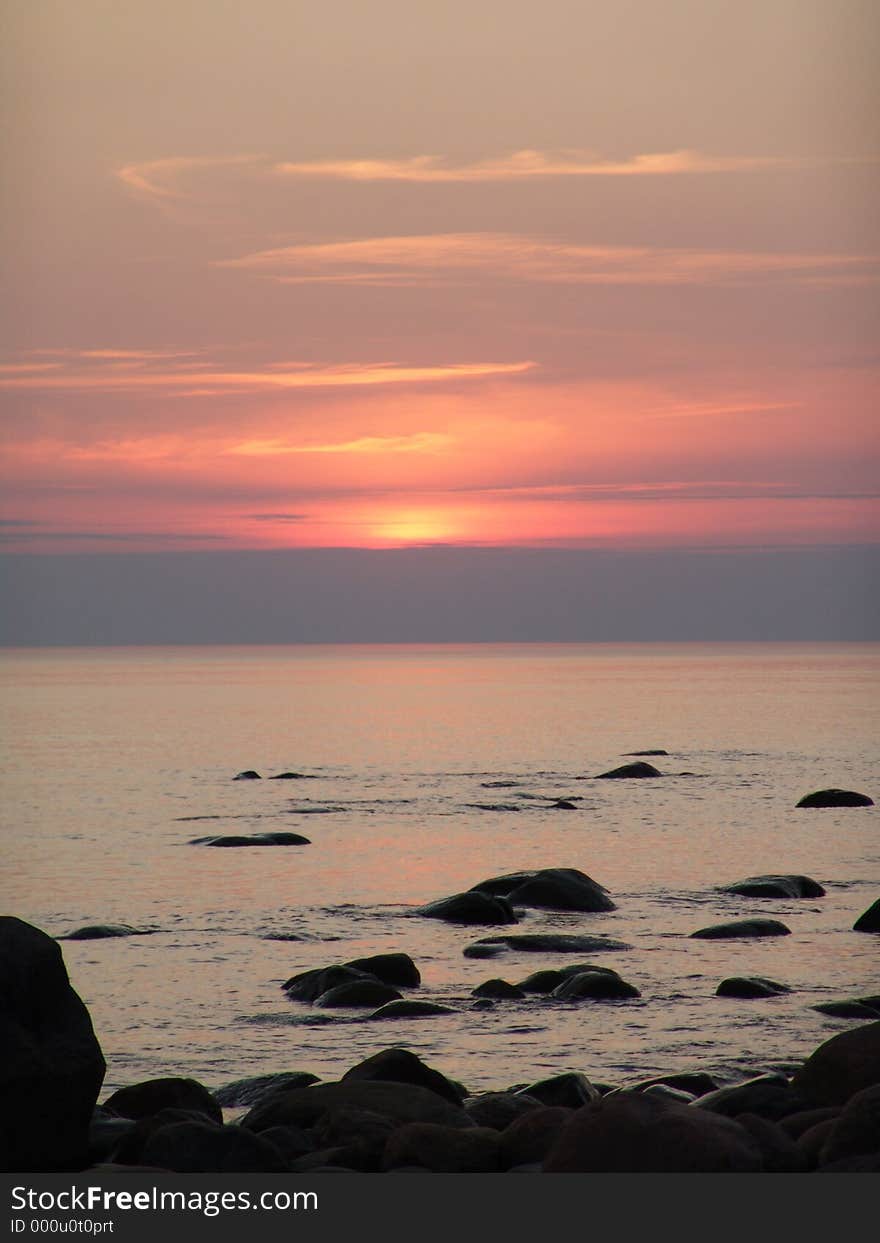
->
(3, 914), (879, 1174)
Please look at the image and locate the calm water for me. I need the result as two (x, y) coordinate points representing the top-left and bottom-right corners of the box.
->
(1, 643), (878, 1099)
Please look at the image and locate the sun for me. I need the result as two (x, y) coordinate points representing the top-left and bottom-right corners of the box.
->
(370, 508), (459, 546)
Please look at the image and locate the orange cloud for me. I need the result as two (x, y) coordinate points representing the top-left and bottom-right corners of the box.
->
(221, 233), (879, 288)
(228, 432), (453, 457)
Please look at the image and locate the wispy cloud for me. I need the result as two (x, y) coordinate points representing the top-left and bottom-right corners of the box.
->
(228, 432), (452, 457)
(116, 149), (878, 205)
(0, 355), (535, 395)
(220, 233), (879, 288)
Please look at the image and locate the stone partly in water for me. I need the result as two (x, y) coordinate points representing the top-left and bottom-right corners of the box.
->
(417, 891), (517, 926)
(796, 788), (873, 808)
(465, 933), (633, 956)
(233, 770), (261, 780)
(792, 1021), (880, 1106)
(343, 953), (421, 987)
(716, 977), (792, 999)
(0, 916), (107, 1171)
(518, 1072), (599, 1110)
(853, 898), (880, 933)
(551, 971), (641, 1001)
(103, 1076), (222, 1125)
(471, 978), (526, 1000)
(342, 1048), (466, 1105)
(283, 954), (420, 1002)
(811, 1000), (880, 1020)
(595, 761), (663, 779)
(60, 925), (155, 940)
(190, 832), (311, 847)
(719, 874), (826, 899)
(314, 980), (403, 1008)
(468, 866), (615, 913)
(367, 1000), (458, 1020)
(213, 1071), (320, 1109)
(690, 919), (791, 940)
(622, 749), (669, 757)
(543, 1093), (763, 1172)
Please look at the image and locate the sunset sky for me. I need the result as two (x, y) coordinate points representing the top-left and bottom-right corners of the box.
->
(2, 0), (878, 557)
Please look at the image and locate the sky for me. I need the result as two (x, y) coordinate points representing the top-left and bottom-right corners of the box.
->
(1, 2), (878, 640)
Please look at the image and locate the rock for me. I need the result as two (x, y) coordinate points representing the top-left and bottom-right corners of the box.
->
(367, 1000), (457, 1019)
(623, 750), (669, 756)
(0, 917), (106, 1171)
(641, 1084), (695, 1105)
(471, 979), (525, 999)
(819, 1084), (880, 1166)
(342, 1049), (466, 1105)
(689, 919), (791, 939)
(551, 971), (640, 1001)
(383, 1123), (502, 1172)
(462, 943), (508, 959)
(258, 1124), (315, 1163)
(139, 1121), (287, 1173)
(792, 1021), (880, 1106)
(191, 832), (310, 847)
(465, 933), (632, 956)
(853, 898), (880, 933)
(314, 981), (402, 1008)
(465, 1092), (541, 1130)
(796, 788), (873, 808)
(779, 1107), (841, 1139)
(503, 868), (616, 913)
(241, 1080), (473, 1133)
(719, 874), (825, 899)
(268, 772), (311, 779)
(625, 1072), (720, 1098)
(283, 965), (375, 1002)
(103, 1077), (222, 1125)
(499, 1106), (572, 1167)
(88, 1111), (137, 1163)
(595, 761), (662, 779)
(550, 800), (577, 810)
(311, 1107), (399, 1172)
(518, 1072), (599, 1110)
(470, 998), (495, 1011)
(517, 969), (566, 993)
(60, 925), (154, 940)
(213, 1071), (320, 1109)
(343, 953), (421, 987)
(797, 1118), (838, 1167)
(693, 1073), (806, 1121)
(110, 1108), (220, 1165)
(716, 977), (791, 999)
(736, 1113), (808, 1172)
(233, 770), (261, 780)
(469, 867), (611, 902)
(812, 1000), (880, 1019)
(544, 1093), (762, 1172)
(417, 892), (517, 925)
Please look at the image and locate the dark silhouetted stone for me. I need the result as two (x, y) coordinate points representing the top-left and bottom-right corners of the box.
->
(792, 1021), (880, 1106)
(214, 1071), (319, 1109)
(103, 1077), (222, 1125)
(544, 1093), (762, 1172)
(233, 770), (261, 780)
(268, 772), (311, 779)
(736, 1113), (808, 1172)
(499, 1106), (572, 1167)
(343, 953), (421, 987)
(314, 980), (402, 1008)
(720, 875), (825, 898)
(60, 924), (154, 940)
(471, 979), (525, 999)
(342, 1048), (466, 1105)
(819, 1084), (880, 1166)
(690, 919), (791, 940)
(796, 788), (873, 808)
(367, 1000), (457, 1019)
(551, 971), (640, 1001)
(283, 965), (374, 1002)
(853, 898), (880, 933)
(716, 977), (791, 999)
(505, 868), (616, 913)
(595, 761), (662, 779)
(623, 750), (669, 757)
(191, 832), (310, 847)
(418, 892), (517, 925)
(466, 933), (632, 956)
(383, 1123), (501, 1172)
(811, 1000), (880, 1019)
(625, 1072), (720, 1098)
(241, 1080), (473, 1133)
(693, 1073), (806, 1121)
(110, 1108), (219, 1165)
(139, 1121), (286, 1172)
(518, 1072), (599, 1110)
(464, 1093), (541, 1130)
(0, 917), (106, 1171)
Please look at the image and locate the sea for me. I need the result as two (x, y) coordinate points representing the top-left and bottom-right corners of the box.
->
(1, 642), (877, 1100)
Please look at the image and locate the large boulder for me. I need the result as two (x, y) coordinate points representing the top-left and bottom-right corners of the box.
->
(343, 953), (421, 987)
(241, 1080), (473, 1133)
(213, 1071), (320, 1109)
(464, 933), (632, 956)
(499, 1106), (573, 1166)
(517, 1072), (599, 1110)
(283, 965), (378, 1002)
(792, 1022), (880, 1106)
(464, 1092), (541, 1130)
(342, 1049), (465, 1105)
(469, 868), (615, 913)
(550, 971), (640, 1001)
(692, 1073), (807, 1121)
(818, 1084), (880, 1166)
(719, 875), (825, 899)
(853, 898), (880, 933)
(595, 762), (662, 779)
(138, 1121), (287, 1172)
(103, 1077), (222, 1125)
(417, 892), (517, 925)
(689, 919), (791, 940)
(383, 1123), (502, 1172)
(543, 1093), (762, 1172)
(796, 788), (873, 808)
(0, 916), (106, 1171)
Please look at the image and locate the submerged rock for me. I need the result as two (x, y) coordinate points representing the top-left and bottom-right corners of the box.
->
(1, 916), (106, 1171)
(623, 749), (669, 757)
(190, 831), (311, 847)
(595, 761), (663, 779)
(550, 971), (640, 1001)
(268, 772), (312, 779)
(344, 953), (421, 987)
(853, 898), (880, 933)
(214, 1071), (320, 1109)
(716, 976), (791, 998)
(465, 933), (632, 956)
(517, 963), (621, 993)
(60, 924), (155, 940)
(720, 874), (825, 899)
(796, 788), (873, 808)
(468, 867), (615, 913)
(233, 770), (261, 780)
(418, 891), (517, 926)
(471, 978), (525, 1000)
(315, 980), (403, 1008)
(690, 919), (791, 940)
(367, 1000), (458, 1020)
(283, 965), (372, 1002)
(811, 1000), (880, 1020)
